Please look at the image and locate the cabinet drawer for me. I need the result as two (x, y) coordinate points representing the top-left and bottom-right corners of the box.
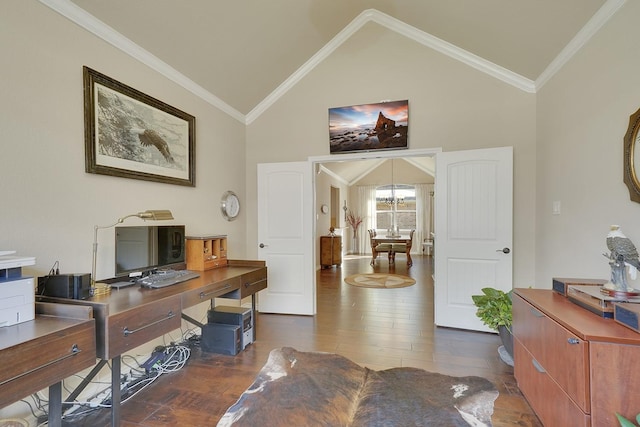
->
(182, 277), (241, 307)
(513, 294), (547, 357)
(239, 268), (267, 299)
(0, 320), (96, 408)
(514, 339), (590, 427)
(203, 258), (228, 269)
(105, 295), (181, 359)
(513, 294), (589, 411)
(590, 341), (640, 426)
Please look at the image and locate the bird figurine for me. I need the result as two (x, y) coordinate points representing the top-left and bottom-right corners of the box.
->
(605, 225), (640, 292)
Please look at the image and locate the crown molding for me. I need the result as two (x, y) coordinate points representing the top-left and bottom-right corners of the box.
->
(246, 9), (536, 124)
(535, 0), (626, 90)
(348, 159), (387, 187)
(366, 10), (536, 94)
(404, 157), (435, 177)
(318, 165), (349, 185)
(38, 0), (246, 123)
(40, 1), (624, 124)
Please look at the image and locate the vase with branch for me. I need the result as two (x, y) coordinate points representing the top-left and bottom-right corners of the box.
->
(346, 210), (363, 254)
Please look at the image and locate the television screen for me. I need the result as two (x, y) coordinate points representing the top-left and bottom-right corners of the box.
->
(329, 100), (408, 154)
(115, 225), (185, 276)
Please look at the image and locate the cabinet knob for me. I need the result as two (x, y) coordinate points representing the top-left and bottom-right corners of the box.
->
(567, 337), (580, 345)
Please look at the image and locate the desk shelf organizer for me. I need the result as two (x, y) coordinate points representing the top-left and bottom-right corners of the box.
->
(186, 235), (228, 270)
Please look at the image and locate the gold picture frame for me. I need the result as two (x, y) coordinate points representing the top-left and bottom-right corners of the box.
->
(624, 107), (640, 202)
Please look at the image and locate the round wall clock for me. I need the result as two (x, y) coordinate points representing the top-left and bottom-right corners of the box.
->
(321, 204), (329, 214)
(220, 190), (240, 221)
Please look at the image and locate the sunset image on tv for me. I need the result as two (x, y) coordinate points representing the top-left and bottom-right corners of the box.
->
(329, 100), (408, 154)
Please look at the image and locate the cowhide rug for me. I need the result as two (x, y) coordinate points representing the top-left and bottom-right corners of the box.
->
(217, 347), (499, 427)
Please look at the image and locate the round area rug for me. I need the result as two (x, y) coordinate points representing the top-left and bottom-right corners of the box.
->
(344, 273), (415, 288)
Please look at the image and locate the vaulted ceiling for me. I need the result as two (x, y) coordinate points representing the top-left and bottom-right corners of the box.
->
(63, 0), (613, 120)
(49, 0), (620, 184)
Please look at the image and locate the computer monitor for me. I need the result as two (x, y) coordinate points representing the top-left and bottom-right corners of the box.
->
(114, 225), (185, 277)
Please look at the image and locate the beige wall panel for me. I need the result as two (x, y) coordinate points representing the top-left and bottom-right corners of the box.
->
(536, 0), (640, 288)
(0, 2), (247, 279)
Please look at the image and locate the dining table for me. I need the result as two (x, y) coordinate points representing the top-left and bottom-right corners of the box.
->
(371, 234), (414, 266)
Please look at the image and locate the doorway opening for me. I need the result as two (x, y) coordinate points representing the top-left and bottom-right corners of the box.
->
(310, 148), (439, 262)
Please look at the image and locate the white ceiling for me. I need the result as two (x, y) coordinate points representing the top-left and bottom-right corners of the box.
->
(64, 0), (613, 118)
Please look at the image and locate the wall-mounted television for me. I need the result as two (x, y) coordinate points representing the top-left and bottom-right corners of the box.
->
(115, 225), (185, 277)
(329, 100), (408, 154)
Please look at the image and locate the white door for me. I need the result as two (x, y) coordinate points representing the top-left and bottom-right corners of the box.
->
(434, 147), (513, 332)
(257, 162), (315, 315)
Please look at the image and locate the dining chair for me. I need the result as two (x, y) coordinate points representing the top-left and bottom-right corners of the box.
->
(368, 229), (393, 265)
(391, 229), (415, 267)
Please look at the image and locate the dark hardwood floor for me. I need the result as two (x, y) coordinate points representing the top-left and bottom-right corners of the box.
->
(66, 255), (541, 426)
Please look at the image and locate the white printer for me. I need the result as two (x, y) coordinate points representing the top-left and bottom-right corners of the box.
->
(0, 252), (36, 327)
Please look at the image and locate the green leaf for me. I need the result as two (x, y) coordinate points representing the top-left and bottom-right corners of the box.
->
(616, 413), (638, 427)
(471, 287), (512, 331)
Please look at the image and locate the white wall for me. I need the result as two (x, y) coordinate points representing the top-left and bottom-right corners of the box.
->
(1, 2), (248, 279)
(315, 170), (348, 268)
(536, 0), (640, 288)
(246, 22), (537, 286)
(0, 2), (247, 420)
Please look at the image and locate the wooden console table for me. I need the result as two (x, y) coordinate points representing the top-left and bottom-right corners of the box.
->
(320, 235), (341, 268)
(0, 302), (96, 427)
(39, 260), (267, 427)
(513, 288), (640, 426)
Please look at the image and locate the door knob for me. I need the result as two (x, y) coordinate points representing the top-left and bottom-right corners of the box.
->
(496, 247), (510, 254)
(259, 243), (268, 248)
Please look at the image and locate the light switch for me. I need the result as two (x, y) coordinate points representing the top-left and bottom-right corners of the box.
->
(552, 201), (561, 215)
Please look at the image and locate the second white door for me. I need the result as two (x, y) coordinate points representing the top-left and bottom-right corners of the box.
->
(257, 161), (315, 315)
(434, 147), (513, 332)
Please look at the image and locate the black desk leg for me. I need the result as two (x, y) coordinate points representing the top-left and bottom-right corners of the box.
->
(48, 382), (62, 427)
(111, 355), (121, 427)
(252, 294), (257, 342)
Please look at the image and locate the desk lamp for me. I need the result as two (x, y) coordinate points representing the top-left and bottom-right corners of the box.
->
(91, 210), (174, 295)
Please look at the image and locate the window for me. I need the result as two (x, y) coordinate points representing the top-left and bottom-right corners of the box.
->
(375, 184), (416, 231)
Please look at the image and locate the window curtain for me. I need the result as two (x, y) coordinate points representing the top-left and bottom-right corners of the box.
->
(354, 185), (377, 254)
(352, 183), (432, 255)
(415, 183), (434, 255)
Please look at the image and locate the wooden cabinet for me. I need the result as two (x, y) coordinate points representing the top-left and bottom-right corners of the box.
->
(186, 235), (228, 270)
(320, 235), (341, 268)
(513, 289), (640, 426)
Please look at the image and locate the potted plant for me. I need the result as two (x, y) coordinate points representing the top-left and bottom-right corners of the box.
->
(472, 287), (513, 364)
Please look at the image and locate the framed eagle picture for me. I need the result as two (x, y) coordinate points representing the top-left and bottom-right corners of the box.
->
(83, 66), (196, 186)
